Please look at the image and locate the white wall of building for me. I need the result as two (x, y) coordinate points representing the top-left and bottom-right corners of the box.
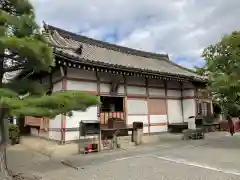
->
(182, 99), (196, 122)
(167, 90), (181, 97)
(167, 100), (183, 123)
(48, 115), (62, 141)
(127, 98), (149, 133)
(65, 106), (98, 141)
(47, 68), (202, 140)
(182, 89), (195, 97)
(67, 80), (97, 92)
(127, 99), (148, 115)
(149, 115), (168, 132)
(127, 86), (146, 95)
(148, 88), (165, 96)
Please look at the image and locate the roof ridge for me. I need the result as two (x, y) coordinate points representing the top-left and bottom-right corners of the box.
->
(43, 23), (170, 60)
(43, 22), (202, 78)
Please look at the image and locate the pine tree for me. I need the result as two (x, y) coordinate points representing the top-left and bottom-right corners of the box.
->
(0, 0), (99, 177)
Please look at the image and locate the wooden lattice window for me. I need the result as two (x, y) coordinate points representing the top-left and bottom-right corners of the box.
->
(198, 102), (211, 116)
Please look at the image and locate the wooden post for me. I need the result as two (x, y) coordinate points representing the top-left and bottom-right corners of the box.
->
(164, 80), (169, 125)
(96, 71), (102, 151)
(180, 82), (184, 122)
(145, 78), (150, 135)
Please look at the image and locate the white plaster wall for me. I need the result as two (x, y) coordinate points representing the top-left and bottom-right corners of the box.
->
(127, 115), (148, 125)
(167, 90), (181, 97)
(67, 68), (97, 80)
(49, 115), (62, 129)
(149, 115), (168, 133)
(118, 85), (125, 94)
(65, 132), (77, 141)
(100, 83), (125, 94)
(52, 81), (62, 92)
(167, 81), (181, 89)
(150, 126), (168, 133)
(143, 126), (149, 134)
(127, 86), (146, 95)
(48, 114), (62, 141)
(167, 100), (183, 123)
(100, 83), (110, 93)
(183, 99), (196, 122)
(67, 80), (97, 91)
(149, 88), (165, 96)
(183, 89), (195, 97)
(65, 106), (98, 141)
(150, 115), (167, 124)
(66, 106), (98, 128)
(127, 99), (148, 114)
(126, 115), (149, 133)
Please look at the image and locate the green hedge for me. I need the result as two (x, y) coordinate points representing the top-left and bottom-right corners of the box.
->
(8, 124), (20, 145)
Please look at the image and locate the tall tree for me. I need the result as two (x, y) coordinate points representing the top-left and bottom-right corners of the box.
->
(0, 0), (99, 178)
(202, 31), (240, 116)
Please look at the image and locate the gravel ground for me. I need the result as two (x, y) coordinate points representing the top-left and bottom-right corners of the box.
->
(7, 133), (240, 180)
(43, 156), (239, 180)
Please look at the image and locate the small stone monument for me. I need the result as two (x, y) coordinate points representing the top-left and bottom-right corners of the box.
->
(188, 116), (196, 130)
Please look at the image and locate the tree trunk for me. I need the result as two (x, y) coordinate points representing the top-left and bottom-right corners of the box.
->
(0, 108), (11, 179)
(0, 143), (9, 178)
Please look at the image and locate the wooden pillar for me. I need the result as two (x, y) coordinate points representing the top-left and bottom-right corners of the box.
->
(180, 82), (184, 122)
(96, 71), (100, 120)
(194, 87), (198, 116)
(164, 80), (169, 125)
(146, 78), (150, 135)
(96, 71), (102, 151)
(60, 66), (67, 144)
(123, 75), (128, 125)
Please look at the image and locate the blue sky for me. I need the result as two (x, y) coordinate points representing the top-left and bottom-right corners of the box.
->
(31, 0), (240, 69)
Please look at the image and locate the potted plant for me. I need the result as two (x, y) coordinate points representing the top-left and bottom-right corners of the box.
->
(8, 124), (20, 145)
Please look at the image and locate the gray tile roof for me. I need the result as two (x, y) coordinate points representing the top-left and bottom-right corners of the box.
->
(43, 24), (206, 82)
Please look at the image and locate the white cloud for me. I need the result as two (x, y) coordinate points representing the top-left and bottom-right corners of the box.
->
(30, 0), (240, 68)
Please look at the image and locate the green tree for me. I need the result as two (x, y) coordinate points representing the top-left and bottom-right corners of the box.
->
(0, 0), (99, 177)
(202, 31), (240, 117)
(193, 66), (207, 76)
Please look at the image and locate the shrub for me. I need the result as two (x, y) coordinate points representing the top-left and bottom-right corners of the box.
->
(8, 124), (20, 145)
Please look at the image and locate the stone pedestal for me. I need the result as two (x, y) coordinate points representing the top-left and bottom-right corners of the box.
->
(188, 117), (196, 130)
(133, 129), (143, 145)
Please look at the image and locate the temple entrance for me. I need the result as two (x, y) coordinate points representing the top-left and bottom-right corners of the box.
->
(100, 96), (124, 125)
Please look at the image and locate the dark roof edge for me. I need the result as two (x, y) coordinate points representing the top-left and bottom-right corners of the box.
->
(43, 22), (203, 78)
(54, 50), (207, 83)
(166, 59), (203, 78)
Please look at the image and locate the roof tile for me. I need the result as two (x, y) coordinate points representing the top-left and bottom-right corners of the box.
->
(43, 24), (205, 82)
